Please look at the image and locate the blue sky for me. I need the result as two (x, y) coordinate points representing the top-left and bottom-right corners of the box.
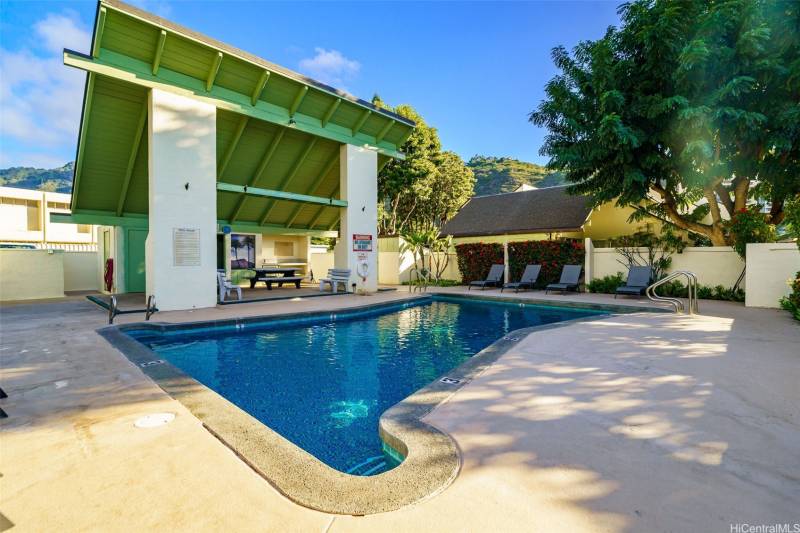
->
(0, 1), (620, 169)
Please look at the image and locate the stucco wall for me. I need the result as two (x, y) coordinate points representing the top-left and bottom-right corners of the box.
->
(590, 245), (745, 288)
(745, 243), (800, 308)
(63, 251), (99, 292)
(582, 203), (666, 242)
(309, 249), (335, 280)
(0, 249), (64, 301)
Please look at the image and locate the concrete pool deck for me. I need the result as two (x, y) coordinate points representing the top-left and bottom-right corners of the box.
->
(1, 290), (798, 531)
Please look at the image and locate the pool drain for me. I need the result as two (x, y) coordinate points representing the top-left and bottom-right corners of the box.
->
(440, 377), (461, 385)
(139, 359), (165, 368)
(134, 413), (175, 428)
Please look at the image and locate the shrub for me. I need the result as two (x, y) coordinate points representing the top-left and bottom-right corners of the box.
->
(783, 197), (800, 251)
(726, 206), (777, 259)
(454, 239), (584, 286)
(587, 273), (625, 294)
(779, 271), (800, 321)
(507, 239), (584, 288)
(454, 243), (504, 283)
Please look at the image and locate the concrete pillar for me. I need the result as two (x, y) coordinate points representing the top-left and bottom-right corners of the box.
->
(223, 232), (232, 278)
(503, 238), (510, 283)
(146, 88), (217, 311)
(584, 237), (594, 283)
(334, 144), (378, 293)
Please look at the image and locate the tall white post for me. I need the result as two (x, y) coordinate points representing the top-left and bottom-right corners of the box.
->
(146, 89), (217, 311)
(503, 238), (510, 283)
(334, 144), (378, 293)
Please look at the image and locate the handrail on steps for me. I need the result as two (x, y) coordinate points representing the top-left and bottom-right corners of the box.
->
(646, 270), (699, 315)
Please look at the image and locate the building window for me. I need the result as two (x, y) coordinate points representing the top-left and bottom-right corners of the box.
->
(47, 201), (69, 210)
(77, 224), (91, 234)
(26, 200), (41, 231)
(274, 241), (293, 257)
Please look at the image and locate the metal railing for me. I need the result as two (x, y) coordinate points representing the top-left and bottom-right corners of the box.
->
(108, 295), (118, 324)
(646, 270), (699, 314)
(145, 295), (156, 321)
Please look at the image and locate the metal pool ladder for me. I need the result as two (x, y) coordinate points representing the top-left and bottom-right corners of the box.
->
(646, 270), (699, 314)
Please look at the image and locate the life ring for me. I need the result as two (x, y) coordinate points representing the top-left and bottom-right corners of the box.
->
(357, 260), (369, 282)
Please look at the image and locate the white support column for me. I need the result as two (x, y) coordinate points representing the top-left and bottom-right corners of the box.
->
(584, 237), (594, 283)
(146, 88), (217, 311)
(503, 238), (510, 284)
(334, 144), (378, 293)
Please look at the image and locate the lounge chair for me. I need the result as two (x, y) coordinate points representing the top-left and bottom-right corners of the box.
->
(468, 264), (505, 290)
(545, 265), (583, 294)
(320, 269), (351, 293)
(217, 271), (242, 302)
(502, 264), (541, 293)
(615, 266), (652, 298)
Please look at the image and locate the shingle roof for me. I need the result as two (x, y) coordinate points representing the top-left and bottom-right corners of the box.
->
(440, 186), (593, 238)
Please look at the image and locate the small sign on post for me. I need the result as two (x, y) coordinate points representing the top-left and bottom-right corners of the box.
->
(352, 234), (373, 252)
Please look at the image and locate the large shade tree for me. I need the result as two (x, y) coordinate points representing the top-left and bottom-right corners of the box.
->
(531, 0), (799, 245)
(373, 98), (475, 235)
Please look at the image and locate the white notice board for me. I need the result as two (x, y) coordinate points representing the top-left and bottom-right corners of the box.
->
(173, 228), (201, 266)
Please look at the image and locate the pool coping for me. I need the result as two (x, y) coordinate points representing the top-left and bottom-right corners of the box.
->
(99, 295), (656, 515)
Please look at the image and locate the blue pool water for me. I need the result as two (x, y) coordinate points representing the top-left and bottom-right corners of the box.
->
(127, 296), (603, 475)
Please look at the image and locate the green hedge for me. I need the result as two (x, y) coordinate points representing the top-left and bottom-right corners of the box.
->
(779, 271), (800, 321)
(587, 273), (745, 302)
(508, 240), (584, 288)
(454, 243), (504, 283)
(454, 239), (584, 287)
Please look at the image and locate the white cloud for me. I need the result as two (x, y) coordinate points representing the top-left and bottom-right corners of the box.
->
(0, 12), (90, 167)
(298, 48), (360, 89)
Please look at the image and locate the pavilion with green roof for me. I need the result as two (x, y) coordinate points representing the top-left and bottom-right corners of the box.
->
(56, 0), (414, 310)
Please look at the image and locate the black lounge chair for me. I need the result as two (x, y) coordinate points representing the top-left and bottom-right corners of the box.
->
(469, 264), (504, 290)
(502, 264), (541, 293)
(615, 266), (652, 298)
(545, 265), (583, 294)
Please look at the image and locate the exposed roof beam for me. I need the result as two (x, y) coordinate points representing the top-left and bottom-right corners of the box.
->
(288, 86), (308, 118)
(251, 70), (270, 105)
(217, 182), (347, 207)
(309, 186), (340, 229)
(321, 99), (340, 127)
(259, 137), (317, 224)
(51, 212), (337, 237)
(206, 52), (223, 91)
(375, 120), (394, 144)
(71, 73), (95, 211)
(116, 102), (147, 216)
(228, 128), (285, 222)
(63, 50), (409, 160)
(217, 115), (249, 179)
(152, 30), (167, 75)
(285, 152), (339, 227)
(327, 215), (340, 231)
(352, 110), (371, 136)
(92, 6), (107, 58)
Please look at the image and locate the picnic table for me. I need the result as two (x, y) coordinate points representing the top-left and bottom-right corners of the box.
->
(249, 267), (303, 290)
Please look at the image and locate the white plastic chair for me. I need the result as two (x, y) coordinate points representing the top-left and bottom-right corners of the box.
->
(217, 271), (242, 302)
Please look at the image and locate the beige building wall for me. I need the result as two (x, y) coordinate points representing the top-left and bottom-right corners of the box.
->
(745, 243), (800, 308)
(0, 186), (97, 248)
(0, 249), (64, 301)
(63, 251), (99, 292)
(582, 202), (666, 242)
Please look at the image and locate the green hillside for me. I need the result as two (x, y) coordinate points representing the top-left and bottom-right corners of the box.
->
(467, 156), (565, 196)
(0, 162), (74, 193)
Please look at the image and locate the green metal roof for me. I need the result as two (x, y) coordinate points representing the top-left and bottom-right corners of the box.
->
(63, 0), (414, 235)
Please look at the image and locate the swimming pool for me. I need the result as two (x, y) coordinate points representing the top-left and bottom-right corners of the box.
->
(126, 296), (604, 476)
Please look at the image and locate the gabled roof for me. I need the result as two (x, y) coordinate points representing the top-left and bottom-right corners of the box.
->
(61, 0), (415, 235)
(440, 186), (593, 238)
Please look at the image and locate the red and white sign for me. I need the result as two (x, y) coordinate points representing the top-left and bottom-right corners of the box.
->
(352, 234), (373, 252)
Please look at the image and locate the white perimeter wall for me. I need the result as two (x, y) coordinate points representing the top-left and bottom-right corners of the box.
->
(588, 243), (745, 288)
(746, 243), (800, 308)
(0, 250), (64, 301)
(63, 251), (99, 291)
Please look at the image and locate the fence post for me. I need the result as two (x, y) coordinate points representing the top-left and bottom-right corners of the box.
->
(503, 239), (510, 284)
(584, 238), (594, 283)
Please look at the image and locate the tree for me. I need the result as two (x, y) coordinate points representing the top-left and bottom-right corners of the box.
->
(374, 98), (475, 235)
(531, 0), (800, 245)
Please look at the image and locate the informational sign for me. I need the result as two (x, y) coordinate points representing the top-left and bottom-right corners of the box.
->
(352, 234), (373, 252)
(173, 228), (201, 266)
